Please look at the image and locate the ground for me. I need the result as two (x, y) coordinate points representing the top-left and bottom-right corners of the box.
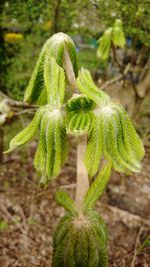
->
(0, 85), (150, 267)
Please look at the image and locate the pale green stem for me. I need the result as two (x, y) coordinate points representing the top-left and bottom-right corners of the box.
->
(62, 48), (89, 209)
(75, 135), (89, 210)
(63, 47), (78, 93)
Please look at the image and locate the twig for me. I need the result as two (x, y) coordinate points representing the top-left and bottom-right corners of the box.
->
(17, 204), (29, 251)
(101, 63), (131, 90)
(14, 109), (36, 116)
(139, 58), (150, 82)
(0, 91), (37, 109)
(111, 43), (124, 72)
(131, 225), (143, 267)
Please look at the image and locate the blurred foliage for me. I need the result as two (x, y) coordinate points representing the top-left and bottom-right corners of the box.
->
(97, 0), (150, 47)
(0, 0), (150, 100)
(4, 32), (24, 42)
(0, 220), (9, 231)
(77, 49), (99, 70)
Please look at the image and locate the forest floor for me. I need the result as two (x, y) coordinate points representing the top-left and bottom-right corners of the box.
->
(0, 84), (150, 267)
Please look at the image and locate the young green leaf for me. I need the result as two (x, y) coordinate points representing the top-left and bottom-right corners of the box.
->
(112, 26), (125, 48)
(52, 211), (108, 267)
(44, 56), (65, 107)
(5, 108), (43, 153)
(55, 191), (77, 216)
(103, 103), (145, 172)
(82, 163), (111, 211)
(34, 112), (48, 185)
(84, 102), (144, 176)
(66, 94), (95, 136)
(45, 32), (78, 76)
(24, 32), (78, 105)
(74, 228), (89, 267)
(45, 111), (63, 179)
(84, 113), (103, 177)
(112, 19), (125, 48)
(77, 68), (110, 106)
(97, 27), (112, 61)
(24, 49), (46, 104)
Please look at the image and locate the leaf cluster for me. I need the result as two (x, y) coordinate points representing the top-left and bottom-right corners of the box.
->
(97, 19), (125, 61)
(6, 33), (144, 186)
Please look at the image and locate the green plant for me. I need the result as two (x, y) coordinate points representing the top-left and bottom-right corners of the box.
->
(5, 32), (144, 266)
(97, 19), (125, 61)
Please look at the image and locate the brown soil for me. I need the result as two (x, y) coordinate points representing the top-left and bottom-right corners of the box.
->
(0, 138), (150, 267)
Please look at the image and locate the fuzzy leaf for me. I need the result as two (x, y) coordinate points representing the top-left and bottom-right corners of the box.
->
(85, 102), (144, 176)
(91, 230), (108, 267)
(24, 49), (47, 104)
(67, 94), (96, 112)
(53, 214), (73, 251)
(5, 108), (43, 153)
(34, 112), (48, 184)
(45, 32), (78, 76)
(87, 233), (101, 267)
(44, 56), (65, 107)
(102, 103), (144, 173)
(83, 163), (111, 211)
(55, 191), (77, 216)
(112, 26), (125, 48)
(53, 228), (76, 267)
(45, 111), (62, 179)
(52, 212), (108, 267)
(74, 228), (89, 267)
(67, 111), (92, 136)
(77, 68), (110, 106)
(97, 27), (112, 61)
(84, 113), (103, 177)
(67, 94), (95, 136)
(24, 32), (78, 105)
(33, 108), (68, 184)
(86, 210), (108, 246)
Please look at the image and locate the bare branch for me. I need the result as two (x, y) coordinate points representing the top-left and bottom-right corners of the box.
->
(101, 63), (131, 90)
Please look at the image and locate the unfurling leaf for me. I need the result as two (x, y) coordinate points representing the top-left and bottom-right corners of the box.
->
(4, 108), (43, 153)
(47, 32), (78, 76)
(24, 32), (78, 104)
(34, 108), (68, 185)
(112, 27), (125, 48)
(55, 191), (77, 216)
(84, 113), (103, 177)
(24, 49), (47, 104)
(52, 211), (108, 267)
(112, 19), (125, 48)
(82, 163), (111, 211)
(44, 56), (65, 107)
(6, 105), (68, 185)
(85, 102), (144, 177)
(66, 94), (95, 136)
(77, 68), (110, 106)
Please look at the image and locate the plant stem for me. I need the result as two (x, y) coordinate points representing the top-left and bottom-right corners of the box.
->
(75, 135), (89, 210)
(63, 47), (78, 93)
(62, 48), (89, 208)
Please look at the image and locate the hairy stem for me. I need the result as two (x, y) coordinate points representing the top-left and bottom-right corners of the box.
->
(63, 47), (78, 93)
(62, 49), (89, 208)
(75, 135), (89, 209)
